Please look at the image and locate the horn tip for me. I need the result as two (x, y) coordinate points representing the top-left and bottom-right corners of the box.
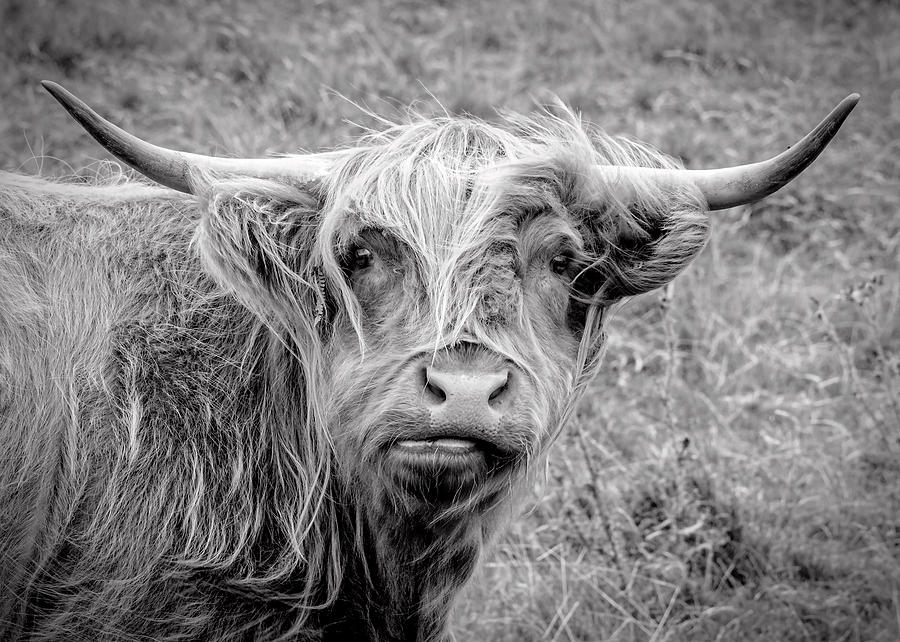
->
(822, 93), (860, 133)
(41, 80), (62, 95)
(838, 92), (861, 116)
(41, 80), (75, 109)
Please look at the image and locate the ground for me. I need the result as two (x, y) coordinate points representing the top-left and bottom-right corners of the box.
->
(1, 0), (898, 639)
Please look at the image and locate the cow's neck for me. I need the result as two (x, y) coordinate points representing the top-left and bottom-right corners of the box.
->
(328, 501), (484, 641)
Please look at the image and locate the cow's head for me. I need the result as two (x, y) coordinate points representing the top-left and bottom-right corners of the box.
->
(43, 82), (857, 528)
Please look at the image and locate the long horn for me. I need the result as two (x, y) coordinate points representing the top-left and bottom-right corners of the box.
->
(593, 94), (859, 211)
(42, 81), (333, 194)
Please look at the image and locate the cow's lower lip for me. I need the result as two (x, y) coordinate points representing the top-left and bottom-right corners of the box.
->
(384, 436), (518, 503)
(386, 438), (489, 474)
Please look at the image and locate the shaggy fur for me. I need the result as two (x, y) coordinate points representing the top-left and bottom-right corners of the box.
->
(0, 104), (708, 641)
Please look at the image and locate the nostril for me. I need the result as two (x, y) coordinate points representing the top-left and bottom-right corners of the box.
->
(488, 370), (510, 404)
(425, 378), (447, 403)
(422, 366), (447, 404)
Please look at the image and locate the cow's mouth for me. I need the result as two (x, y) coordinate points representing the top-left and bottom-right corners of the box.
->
(387, 437), (489, 470)
(389, 434), (515, 463)
(395, 437), (481, 455)
(384, 435), (517, 501)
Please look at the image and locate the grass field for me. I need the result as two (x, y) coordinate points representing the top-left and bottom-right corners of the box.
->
(2, 0), (898, 639)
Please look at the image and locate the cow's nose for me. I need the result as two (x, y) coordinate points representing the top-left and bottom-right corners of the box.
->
(423, 366), (511, 419)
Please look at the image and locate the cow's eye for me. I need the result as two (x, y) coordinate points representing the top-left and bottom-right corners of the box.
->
(351, 247), (373, 271)
(549, 254), (571, 276)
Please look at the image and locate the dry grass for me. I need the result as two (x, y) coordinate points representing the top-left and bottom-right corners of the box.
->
(2, 0), (898, 639)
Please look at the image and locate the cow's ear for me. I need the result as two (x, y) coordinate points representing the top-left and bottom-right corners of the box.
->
(579, 195), (709, 299)
(198, 180), (322, 316)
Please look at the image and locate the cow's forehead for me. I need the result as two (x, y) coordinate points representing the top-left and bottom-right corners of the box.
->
(321, 118), (588, 258)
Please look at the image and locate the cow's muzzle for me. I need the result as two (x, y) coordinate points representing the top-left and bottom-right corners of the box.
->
(382, 346), (531, 499)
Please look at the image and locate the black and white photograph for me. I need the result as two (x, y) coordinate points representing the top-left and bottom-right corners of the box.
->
(0, 0), (895, 640)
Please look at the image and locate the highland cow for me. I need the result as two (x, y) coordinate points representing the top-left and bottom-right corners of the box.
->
(0, 82), (857, 641)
